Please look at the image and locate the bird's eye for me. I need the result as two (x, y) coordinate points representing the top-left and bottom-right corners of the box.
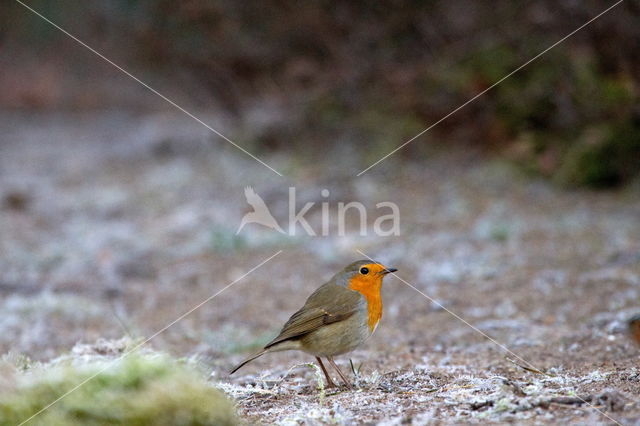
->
(359, 267), (369, 275)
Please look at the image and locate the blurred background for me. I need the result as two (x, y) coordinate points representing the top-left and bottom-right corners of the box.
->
(1, 1), (640, 423)
(3, 0), (640, 186)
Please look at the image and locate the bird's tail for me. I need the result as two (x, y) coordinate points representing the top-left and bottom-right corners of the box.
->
(229, 349), (268, 375)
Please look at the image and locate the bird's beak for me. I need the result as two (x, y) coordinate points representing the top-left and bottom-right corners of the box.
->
(381, 268), (398, 275)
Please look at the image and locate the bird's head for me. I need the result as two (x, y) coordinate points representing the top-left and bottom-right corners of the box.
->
(333, 260), (397, 291)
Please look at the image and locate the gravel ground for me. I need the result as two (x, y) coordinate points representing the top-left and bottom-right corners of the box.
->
(1, 111), (639, 424)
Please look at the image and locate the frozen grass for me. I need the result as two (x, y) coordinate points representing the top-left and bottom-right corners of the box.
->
(224, 360), (636, 424)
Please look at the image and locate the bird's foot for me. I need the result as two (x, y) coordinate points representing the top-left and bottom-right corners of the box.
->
(325, 379), (338, 388)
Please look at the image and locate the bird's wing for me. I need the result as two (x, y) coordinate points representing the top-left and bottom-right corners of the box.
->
(264, 283), (363, 349)
(244, 186), (269, 210)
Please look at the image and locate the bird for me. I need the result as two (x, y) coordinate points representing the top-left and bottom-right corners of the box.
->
(229, 260), (397, 388)
(236, 186), (285, 234)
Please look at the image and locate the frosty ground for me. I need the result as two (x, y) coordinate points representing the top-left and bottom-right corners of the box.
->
(1, 111), (639, 424)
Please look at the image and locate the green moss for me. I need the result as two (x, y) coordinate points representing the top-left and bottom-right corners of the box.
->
(0, 356), (237, 426)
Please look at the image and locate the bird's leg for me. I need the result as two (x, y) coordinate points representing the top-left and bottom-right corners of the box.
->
(315, 357), (336, 388)
(327, 356), (353, 389)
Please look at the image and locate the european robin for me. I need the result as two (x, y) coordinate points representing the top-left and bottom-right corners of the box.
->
(229, 260), (397, 388)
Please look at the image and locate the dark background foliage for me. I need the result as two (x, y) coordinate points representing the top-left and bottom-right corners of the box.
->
(3, 0), (639, 187)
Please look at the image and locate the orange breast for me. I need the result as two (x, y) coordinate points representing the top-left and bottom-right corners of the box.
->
(348, 275), (383, 331)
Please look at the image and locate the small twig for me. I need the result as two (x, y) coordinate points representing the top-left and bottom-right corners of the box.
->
(470, 400), (494, 410)
(326, 389), (348, 397)
(536, 395), (593, 409)
(549, 402), (604, 411)
(505, 357), (552, 376)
